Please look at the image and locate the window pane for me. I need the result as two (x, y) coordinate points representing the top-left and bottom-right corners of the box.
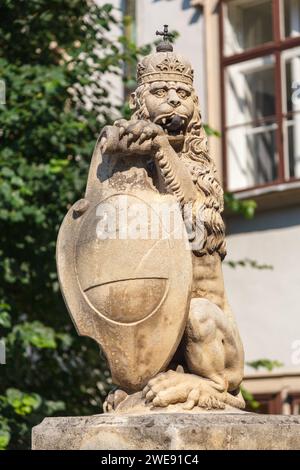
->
(227, 122), (278, 191)
(282, 47), (300, 113)
(224, 0), (273, 56)
(284, 0), (300, 38)
(226, 56), (276, 127)
(284, 117), (300, 178)
(282, 47), (300, 178)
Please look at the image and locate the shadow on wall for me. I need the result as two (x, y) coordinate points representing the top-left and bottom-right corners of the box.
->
(152, 0), (201, 24)
(227, 206), (300, 235)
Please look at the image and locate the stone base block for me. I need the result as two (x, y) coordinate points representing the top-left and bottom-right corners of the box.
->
(32, 413), (300, 450)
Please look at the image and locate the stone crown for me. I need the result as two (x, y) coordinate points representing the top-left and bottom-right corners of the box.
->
(137, 51), (194, 86)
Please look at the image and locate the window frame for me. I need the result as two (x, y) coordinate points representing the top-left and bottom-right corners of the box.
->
(220, 0), (300, 192)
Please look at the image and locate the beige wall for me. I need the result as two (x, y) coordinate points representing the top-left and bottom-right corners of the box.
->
(224, 206), (300, 375)
(202, 0), (223, 178)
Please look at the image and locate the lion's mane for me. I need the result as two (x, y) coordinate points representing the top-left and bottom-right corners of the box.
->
(131, 84), (226, 259)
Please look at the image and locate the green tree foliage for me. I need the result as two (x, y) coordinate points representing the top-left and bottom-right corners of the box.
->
(0, 0), (150, 450)
(224, 192), (257, 220)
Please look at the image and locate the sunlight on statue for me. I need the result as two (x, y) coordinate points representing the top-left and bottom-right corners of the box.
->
(57, 25), (245, 414)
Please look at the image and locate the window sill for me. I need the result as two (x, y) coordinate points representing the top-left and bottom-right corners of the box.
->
(226, 180), (300, 213)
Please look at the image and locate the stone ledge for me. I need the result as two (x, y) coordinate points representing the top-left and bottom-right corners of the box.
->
(32, 413), (300, 450)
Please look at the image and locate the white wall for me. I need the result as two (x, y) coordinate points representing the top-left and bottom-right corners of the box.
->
(224, 207), (300, 374)
(136, 0), (207, 120)
(95, 0), (124, 110)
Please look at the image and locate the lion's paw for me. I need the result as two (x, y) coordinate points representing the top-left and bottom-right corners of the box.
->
(142, 369), (227, 411)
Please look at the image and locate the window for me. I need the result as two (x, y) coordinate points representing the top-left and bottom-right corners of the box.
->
(220, 0), (300, 191)
(245, 392), (283, 414)
(225, 0), (273, 56)
(245, 391), (300, 415)
(284, 0), (300, 38)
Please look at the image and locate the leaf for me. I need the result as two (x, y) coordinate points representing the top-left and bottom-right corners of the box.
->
(1, 167), (14, 178)
(49, 158), (70, 174)
(6, 389), (42, 416)
(247, 359), (284, 371)
(56, 333), (73, 349)
(0, 303), (11, 328)
(241, 386), (260, 410)
(224, 192), (257, 219)
(0, 418), (10, 450)
(44, 400), (66, 415)
(203, 123), (221, 137)
(0, 312), (11, 328)
(8, 322), (57, 349)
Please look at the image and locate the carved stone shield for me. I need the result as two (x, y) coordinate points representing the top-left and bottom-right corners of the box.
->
(57, 146), (192, 392)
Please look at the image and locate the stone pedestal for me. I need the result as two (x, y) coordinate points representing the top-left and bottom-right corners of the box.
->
(32, 413), (300, 450)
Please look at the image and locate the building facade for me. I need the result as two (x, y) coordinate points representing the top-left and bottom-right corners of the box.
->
(102, 0), (300, 414)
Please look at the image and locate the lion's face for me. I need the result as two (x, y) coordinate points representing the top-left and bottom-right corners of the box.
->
(141, 81), (195, 144)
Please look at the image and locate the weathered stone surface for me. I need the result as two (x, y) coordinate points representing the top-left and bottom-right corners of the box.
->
(56, 26), (245, 413)
(32, 413), (300, 450)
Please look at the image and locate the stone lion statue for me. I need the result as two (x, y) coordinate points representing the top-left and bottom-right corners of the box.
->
(100, 42), (245, 412)
(57, 31), (245, 414)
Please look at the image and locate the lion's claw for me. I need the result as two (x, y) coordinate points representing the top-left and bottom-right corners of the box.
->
(103, 389), (128, 413)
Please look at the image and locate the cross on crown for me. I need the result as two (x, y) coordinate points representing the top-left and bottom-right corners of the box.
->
(156, 25), (173, 42)
(156, 25), (174, 52)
